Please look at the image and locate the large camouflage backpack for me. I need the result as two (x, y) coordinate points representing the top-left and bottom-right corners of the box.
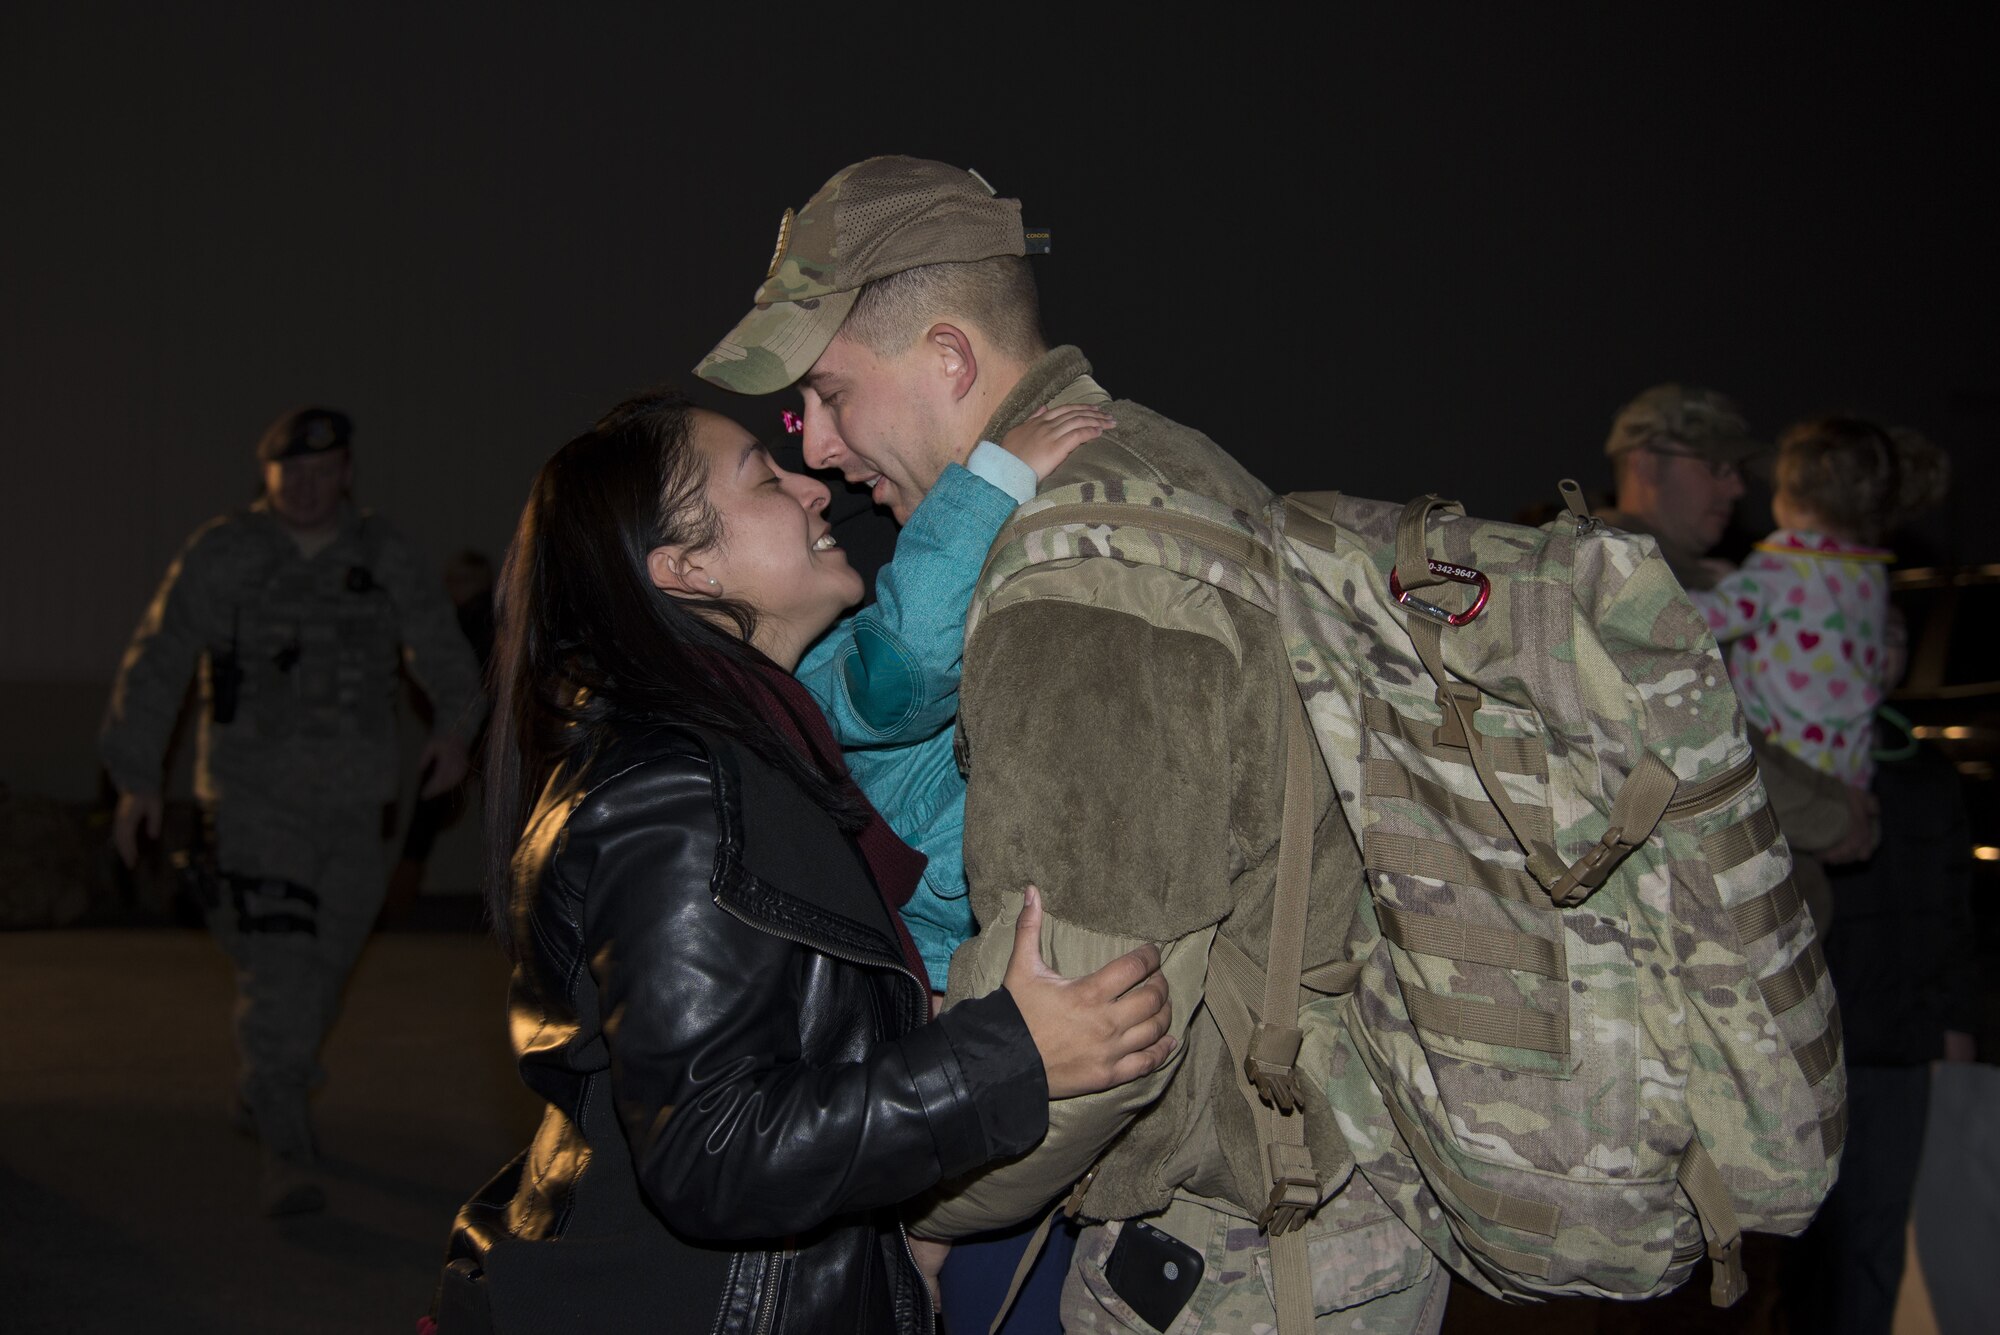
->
(971, 480), (1845, 1332)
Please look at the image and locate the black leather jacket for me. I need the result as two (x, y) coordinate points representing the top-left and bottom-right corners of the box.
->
(441, 725), (1049, 1335)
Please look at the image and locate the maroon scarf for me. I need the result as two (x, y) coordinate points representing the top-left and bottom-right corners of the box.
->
(711, 650), (930, 982)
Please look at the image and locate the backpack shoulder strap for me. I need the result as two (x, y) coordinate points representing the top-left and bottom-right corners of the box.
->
(971, 486), (1284, 633)
(978, 487), (1324, 1333)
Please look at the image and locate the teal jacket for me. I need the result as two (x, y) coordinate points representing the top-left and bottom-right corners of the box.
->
(797, 445), (1033, 989)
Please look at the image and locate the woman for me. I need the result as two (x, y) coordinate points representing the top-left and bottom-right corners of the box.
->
(435, 390), (1175, 1334)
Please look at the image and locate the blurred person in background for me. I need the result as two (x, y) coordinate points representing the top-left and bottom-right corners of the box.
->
(1597, 385), (1880, 926)
(1686, 416), (1949, 793)
(1731, 416), (1974, 1335)
(100, 406), (485, 1215)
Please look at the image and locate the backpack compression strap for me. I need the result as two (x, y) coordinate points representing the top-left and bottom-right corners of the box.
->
(1202, 689), (1322, 1335)
(1394, 497), (1678, 909)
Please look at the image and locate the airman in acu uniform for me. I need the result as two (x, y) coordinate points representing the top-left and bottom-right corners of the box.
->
(101, 407), (486, 1214)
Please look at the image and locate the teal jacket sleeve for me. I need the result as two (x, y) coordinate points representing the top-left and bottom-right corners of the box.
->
(799, 454), (1022, 747)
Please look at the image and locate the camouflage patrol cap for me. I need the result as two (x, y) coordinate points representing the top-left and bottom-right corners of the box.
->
(257, 407), (353, 462)
(1604, 384), (1767, 462)
(695, 156), (1030, 395)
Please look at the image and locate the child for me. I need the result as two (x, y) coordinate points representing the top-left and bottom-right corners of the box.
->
(1689, 416), (1948, 789)
(795, 401), (1113, 993)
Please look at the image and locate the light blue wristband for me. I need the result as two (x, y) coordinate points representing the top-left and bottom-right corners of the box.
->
(966, 440), (1038, 505)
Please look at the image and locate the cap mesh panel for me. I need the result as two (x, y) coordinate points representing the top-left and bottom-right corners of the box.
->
(833, 162), (1024, 286)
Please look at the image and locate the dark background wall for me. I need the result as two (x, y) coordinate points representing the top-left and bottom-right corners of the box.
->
(3, 4), (1993, 797)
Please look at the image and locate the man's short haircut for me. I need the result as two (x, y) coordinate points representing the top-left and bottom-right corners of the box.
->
(839, 255), (1048, 362)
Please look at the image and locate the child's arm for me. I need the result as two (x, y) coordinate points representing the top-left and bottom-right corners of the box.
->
(798, 405), (1113, 746)
(1687, 554), (1794, 645)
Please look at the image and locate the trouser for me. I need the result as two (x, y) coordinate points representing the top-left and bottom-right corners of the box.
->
(1060, 1186), (1448, 1334)
(206, 797), (389, 1159)
(1784, 1063), (1931, 1335)
(938, 1211), (1080, 1334)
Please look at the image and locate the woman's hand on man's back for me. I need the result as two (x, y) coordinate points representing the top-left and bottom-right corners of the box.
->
(1002, 883), (1176, 1099)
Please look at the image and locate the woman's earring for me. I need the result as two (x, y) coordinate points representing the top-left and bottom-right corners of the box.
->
(707, 578), (720, 591)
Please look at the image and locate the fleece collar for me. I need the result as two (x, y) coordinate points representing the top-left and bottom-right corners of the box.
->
(978, 345), (1111, 445)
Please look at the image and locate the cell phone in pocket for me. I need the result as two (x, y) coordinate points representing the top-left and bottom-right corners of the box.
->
(1103, 1219), (1205, 1331)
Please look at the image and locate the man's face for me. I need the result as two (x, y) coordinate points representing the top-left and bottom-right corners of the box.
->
(1645, 446), (1746, 556)
(263, 449), (352, 531)
(796, 334), (960, 525)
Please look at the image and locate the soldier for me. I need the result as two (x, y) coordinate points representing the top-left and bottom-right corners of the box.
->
(698, 157), (1445, 1333)
(1597, 384), (1880, 922)
(101, 407), (485, 1215)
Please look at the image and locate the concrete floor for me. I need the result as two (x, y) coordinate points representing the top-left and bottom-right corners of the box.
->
(0, 927), (539, 1335)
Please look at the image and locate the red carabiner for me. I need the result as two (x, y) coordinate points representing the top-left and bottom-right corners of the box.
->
(1389, 559), (1491, 626)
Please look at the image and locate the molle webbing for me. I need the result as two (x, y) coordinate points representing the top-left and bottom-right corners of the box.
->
(1363, 696), (1549, 777)
(1376, 902), (1565, 979)
(1402, 986), (1570, 1056)
(1759, 939), (1828, 1016)
(1364, 831), (1552, 909)
(1365, 758), (1553, 844)
(1793, 1006), (1844, 1087)
(1702, 804), (1780, 874)
(1729, 874), (1803, 945)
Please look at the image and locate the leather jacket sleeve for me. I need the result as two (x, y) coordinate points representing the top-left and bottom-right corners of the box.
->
(561, 754), (1049, 1242)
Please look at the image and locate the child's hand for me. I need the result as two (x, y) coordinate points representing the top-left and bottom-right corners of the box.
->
(1001, 403), (1116, 482)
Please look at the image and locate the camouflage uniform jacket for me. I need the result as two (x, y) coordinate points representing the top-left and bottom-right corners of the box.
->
(101, 499), (486, 810)
(917, 347), (1372, 1235)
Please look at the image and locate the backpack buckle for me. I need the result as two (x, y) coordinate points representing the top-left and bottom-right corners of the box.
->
(1708, 1234), (1747, 1307)
(1389, 559), (1491, 626)
(1245, 1023), (1305, 1112)
(1260, 1142), (1319, 1235)
(1550, 825), (1638, 906)
(1433, 683), (1482, 749)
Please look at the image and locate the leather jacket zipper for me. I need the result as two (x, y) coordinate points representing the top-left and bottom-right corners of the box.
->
(898, 1223), (936, 1331)
(750, 1247), (790, 1335)
(713, 897), (936, 1331)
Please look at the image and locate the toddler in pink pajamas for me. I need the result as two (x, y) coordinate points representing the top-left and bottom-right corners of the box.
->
(1689, 415), (1948, 789)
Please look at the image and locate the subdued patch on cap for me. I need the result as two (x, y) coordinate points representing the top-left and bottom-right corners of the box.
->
(764, 207), (795, 281)
(1024, 227), (1052, 255)
(257, 407), (353, 462)
(696, 156), (1035, 395)
(1605, 383), (1769, 462)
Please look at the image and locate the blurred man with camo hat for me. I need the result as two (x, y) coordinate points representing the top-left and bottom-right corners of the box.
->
(1596, 382), (1877, 919)
(698, 156), (1445, 1333)
(1598, 383), (1766, 583)
(101, 407), (485, 1216)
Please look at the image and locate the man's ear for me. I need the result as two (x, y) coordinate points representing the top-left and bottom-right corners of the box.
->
(647, 545), (712, 597)
(927, 323), (978, 403)
(1615, 448), (1654, 503)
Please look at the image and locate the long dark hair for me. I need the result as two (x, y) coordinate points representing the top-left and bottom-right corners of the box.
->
(483, 389), (865, 952)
